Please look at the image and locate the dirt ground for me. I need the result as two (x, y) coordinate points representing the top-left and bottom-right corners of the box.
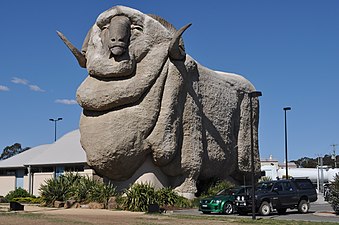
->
(0, 205), (243, 225)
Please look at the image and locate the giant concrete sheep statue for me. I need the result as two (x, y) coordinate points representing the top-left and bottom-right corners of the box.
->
(58, 5), (260, 198)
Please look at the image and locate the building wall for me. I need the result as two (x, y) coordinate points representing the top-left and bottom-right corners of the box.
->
(29, 169), (95, 196)
(0, 176), (16, 196)
(0, 167), (96, 197)
(78, 169), (94, 178)
(32, 172), (54, 196)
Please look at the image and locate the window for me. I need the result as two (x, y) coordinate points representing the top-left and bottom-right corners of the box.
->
(273, 183), (283, 191)
(295, 179), (314, 190)
(64, 165), (84, 172)
(0, 169), (16, 176)
(282, 182), (294, 191)
(31, 167), (54, 173)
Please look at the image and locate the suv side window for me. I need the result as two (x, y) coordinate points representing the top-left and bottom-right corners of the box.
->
(282, 181), (294, 191)
(295, 179), (314, 190)
(273, 182), (283, 191)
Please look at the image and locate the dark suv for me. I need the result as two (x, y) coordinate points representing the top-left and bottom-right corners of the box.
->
(235, 179), (317, 216)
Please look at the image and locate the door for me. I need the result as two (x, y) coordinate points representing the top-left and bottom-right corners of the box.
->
(279, 181), (299, 207)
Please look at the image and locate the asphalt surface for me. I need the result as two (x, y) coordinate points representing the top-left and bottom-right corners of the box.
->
(173, 194), (339, 223)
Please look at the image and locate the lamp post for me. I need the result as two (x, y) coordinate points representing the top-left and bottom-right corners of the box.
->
(249, 91), (262, 220)
(49, 117), (63, 142)
(283, 107), (291, 179)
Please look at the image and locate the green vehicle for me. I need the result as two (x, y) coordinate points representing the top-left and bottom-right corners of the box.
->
(199, 186), (251, 214)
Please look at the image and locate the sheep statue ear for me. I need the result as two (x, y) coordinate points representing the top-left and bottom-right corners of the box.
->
(57, 31), (87, 68)
(168, 23), (192, 61)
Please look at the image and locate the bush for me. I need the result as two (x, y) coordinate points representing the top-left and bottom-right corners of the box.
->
(155, 187), (179, 207)
(259, 176), (272, 182)
(202, 180), (235, 197)
(121, 183), (197, 212)
(123, 183), (157, 212)
(12, 197), (42, 204)
(88, 182), (116, 208)
(39, 173), (117, 207)
(173, 195), (194, 208)
(39, 173), (79, 205)
(328, 174), (339, 215)
(5, 187), (32, 202)
(70, 175), (96, 203)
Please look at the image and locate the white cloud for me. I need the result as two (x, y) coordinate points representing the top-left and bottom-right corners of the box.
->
(29, 84), (45, 92)
(55, 99), (78, 105)
(0, 85), (9, 91)
(11, 77), (28, 85)
(11, 77), (46, 92)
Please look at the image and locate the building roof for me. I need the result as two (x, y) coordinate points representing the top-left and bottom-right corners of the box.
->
(27, 130), (87, 166)
(0, 144), (50, 168)
(0, 130), (87, 168)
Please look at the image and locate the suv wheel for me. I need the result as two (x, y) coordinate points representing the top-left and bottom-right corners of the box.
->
(298, 200), (309, 213)
(259, 201), (271, 216)
(223, 202), (233, 215)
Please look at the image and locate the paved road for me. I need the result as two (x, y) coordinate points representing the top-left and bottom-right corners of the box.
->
(173, 195), (339, 223)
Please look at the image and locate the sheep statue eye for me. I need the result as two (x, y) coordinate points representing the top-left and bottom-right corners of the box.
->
(131, 24), (143, 32)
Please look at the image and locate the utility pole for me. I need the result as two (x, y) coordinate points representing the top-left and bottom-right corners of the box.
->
(330, 144), (338, 168)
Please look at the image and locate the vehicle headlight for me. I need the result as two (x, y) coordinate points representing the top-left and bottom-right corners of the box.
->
(241, 196), (245, 201)
(237, 196), (240, 201)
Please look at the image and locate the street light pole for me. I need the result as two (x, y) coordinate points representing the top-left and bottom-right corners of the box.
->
(283, 107), (291, 179)
(249, 91), (262, 220)
(49, 118), (63, 142)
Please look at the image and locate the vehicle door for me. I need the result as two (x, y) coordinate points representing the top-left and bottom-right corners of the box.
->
(271, 182), (283, 207)
(279, 181), (299, 207)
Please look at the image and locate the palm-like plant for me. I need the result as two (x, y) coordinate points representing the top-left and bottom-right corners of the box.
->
(156, 187), (178, 206)
(88, 182), (116, 207)
(39, 173), (117, 207)
(39, 173), (79, 205)
(123, 183), (157, 212)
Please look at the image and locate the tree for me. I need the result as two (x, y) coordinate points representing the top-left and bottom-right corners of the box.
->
(328, 174), (339, 214)
(291, 155), (338, 168)
(291, 157), (317, 168)
(0, 143), (30, 160)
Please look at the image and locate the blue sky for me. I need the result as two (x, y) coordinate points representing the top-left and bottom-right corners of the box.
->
(1, 1), (338, 163)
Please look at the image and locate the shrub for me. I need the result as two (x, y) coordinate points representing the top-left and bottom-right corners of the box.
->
(39, 173), (117, 207)
(88, 182), (116, 207)
(123, 183), (157, 212)
(12, 197), (42, 204)
(39, 173), (80, 205)
(328, 174), (339, 214)
(155, 187), (179, 207)
(70, 175), (96, 203)
(5, 187), (32, 202)
(202, 180), (235, 197)
(121, 183), (197, 212)
(259, 176), (272, 182)
(173, 195), (194, 208)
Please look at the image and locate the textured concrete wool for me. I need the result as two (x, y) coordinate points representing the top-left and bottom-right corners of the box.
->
(59, 5), (260, 198)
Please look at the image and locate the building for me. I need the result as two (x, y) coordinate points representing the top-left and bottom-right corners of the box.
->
(0, 130), (95, 196)
(260, 155), (339, 192)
